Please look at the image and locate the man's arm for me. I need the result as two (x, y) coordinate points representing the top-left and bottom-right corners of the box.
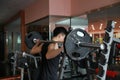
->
(30, 40), (43, 54)
(46, 43), (63, 59)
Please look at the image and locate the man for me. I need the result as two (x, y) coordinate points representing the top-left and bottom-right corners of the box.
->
(31, 27), (67, 80)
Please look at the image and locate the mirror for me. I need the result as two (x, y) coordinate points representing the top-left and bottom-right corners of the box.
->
(5, 18), (21, 54)
(71, 15), (88, 30)
(49, 15), (88, 36)
(26, 17), (49, 41)
(49, 16), (71, 39)
(87, 4), (120, 43)
(2, 17), (21, 77)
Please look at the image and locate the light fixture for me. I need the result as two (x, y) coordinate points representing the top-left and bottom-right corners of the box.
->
(99, 23), (103, 30)
(91, 25), (95, 30)
(115, 22), (117, 24)
(90, 34), (92, 37)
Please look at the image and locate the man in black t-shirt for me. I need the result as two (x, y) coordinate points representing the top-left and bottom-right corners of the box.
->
(30, 27), (67, 80)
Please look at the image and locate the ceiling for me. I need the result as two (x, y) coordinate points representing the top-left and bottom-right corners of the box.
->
(27, 4), (120, 30)
(0, 0), (38, 25)
(0, 0), (119, 26)
(88, 4), (120, 22)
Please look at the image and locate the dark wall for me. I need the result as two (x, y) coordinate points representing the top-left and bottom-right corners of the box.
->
(0, 27), (5, 61)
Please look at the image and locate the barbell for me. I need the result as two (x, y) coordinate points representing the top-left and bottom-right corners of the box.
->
(25, 29), (104, 61)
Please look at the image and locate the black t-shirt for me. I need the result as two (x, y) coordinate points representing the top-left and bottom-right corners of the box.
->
(40, 43), (60, 80)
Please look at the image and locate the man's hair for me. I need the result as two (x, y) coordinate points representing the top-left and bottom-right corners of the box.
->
(53, 27), (67, 37)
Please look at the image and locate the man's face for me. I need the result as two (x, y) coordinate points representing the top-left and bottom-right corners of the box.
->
(59, 34), (66, 42)
(60, 34), (65, 42)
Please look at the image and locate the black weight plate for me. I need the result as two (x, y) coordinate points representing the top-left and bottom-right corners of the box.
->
(25, 31), (43, 49)
(64, 28), (92, 61)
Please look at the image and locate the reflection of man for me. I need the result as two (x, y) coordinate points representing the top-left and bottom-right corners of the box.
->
(30, 27), (67, 80)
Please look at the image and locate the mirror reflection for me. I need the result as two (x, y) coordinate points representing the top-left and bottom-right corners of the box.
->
(5, 18), (21, 55)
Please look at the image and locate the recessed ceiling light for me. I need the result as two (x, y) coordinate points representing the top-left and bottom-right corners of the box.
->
(91, 25), (95, 30)
(99, 23), (103, 30)
(115, 22), (117, 24)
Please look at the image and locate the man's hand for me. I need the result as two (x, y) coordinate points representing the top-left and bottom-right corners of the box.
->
(30, 39), (43, 54)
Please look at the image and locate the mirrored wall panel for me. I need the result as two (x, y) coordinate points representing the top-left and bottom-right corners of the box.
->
(5, 18), (21, 53)
(26, 17), (49, 40)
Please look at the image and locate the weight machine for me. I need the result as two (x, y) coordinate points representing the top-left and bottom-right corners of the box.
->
(8, 51), (41, 80)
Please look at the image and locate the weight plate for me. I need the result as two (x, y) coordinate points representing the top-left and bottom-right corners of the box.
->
(64, 28), (92, 61)
(25, 31), (43, 49)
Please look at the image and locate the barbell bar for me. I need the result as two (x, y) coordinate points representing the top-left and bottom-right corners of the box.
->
(34, 38), (104, 50)
(76, 42), (105, 50)
(33, 38), (63, 44)
(36, 40), (104, 50)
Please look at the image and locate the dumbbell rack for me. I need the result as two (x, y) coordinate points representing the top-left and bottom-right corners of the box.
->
(97, 20), (115, 80)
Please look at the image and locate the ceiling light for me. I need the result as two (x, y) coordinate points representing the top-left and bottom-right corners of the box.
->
(100, 23), (103, 25)
(90, 34), (92, 37)
(115, 22), (117, 24)
(91, 25), (95, 30)
(99, 23), (103, 30)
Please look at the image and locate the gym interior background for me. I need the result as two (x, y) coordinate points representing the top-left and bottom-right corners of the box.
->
(0, 0), (120, 80)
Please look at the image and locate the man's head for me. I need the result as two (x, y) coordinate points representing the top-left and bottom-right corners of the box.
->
(53, 27), (67, 42)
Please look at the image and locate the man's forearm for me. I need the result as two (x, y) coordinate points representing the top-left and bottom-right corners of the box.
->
(30, 43), (43, 54)
(30, 48), (41, 54)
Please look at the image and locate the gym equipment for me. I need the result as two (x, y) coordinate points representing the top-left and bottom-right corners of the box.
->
(95, 65), (120, 80)
(63, 20), (120, 80)
(116, 43), (120, 49)
(8, 52), (14, 63)
(25, 29), (104, 61)
(58, 53), (67, 80)
(25, 31), (43, 49)
(24, 20), (120, 80)
(64, 28), (104, 61)
(25, 31), (63, 49)
(17, 57), (28, 69)
(8, 51), (22, 75)
(17, 52), (41, 80)
(64, 29), (91, 61)
(96, 20), (118, 80)
(8, 51), (41, 80)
